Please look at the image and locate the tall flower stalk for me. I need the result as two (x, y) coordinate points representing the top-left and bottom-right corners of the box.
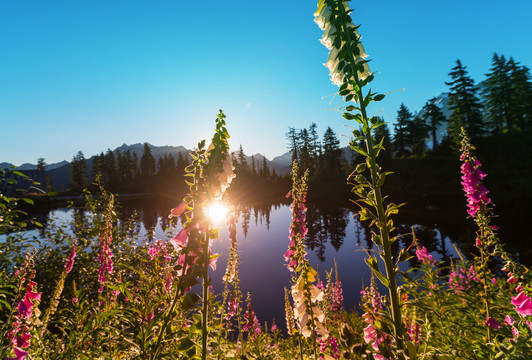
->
(150, 110), (234, 360)
(285, 162), (327, 360)
(315, 0), (405, 354)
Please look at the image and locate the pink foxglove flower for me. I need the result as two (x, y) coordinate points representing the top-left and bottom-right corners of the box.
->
(486, 317), (502, 329)
(460, 143), (491, 217)
(512, 291), (532, 317)
(168, 200), (186, 218)
(64, 240), (77, 274)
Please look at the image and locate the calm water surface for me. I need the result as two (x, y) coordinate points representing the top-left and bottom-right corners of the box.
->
(10, 199), (467, 327)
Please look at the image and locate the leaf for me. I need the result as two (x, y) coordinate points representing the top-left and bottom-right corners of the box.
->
(373, 94), (385, 102)
(12, 171), (28, 178)
(21, 198), (34, 205)
(371, 268), (390, 288)
(181, 292), (200, 312)
(177, 337), (195, 351)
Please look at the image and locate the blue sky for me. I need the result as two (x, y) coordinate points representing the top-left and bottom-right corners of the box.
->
(2, 0), (532, 165)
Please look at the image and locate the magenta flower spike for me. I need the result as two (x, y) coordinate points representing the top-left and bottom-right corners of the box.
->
(486, 317), (502, 329)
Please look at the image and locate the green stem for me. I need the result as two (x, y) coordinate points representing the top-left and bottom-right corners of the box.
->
(337, 2), (404, 351)
(202, 231), (210, 360)
(150, 236), (193, 360)
(479, 221), (492, 342)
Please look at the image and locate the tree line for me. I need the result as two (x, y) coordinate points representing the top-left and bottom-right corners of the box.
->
(389, 53), (532, 157)
(67, 143), (289, 200)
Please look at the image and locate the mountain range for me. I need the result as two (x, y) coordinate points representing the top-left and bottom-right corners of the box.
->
(2, 90), (454, 190)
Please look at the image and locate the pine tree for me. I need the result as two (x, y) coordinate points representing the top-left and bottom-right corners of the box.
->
(482, 53), (512, 133)
(286, 127), (299, 163)
(70, 151), (88, 191)
(132, 152), (141, 179)
(140, 143), (156, 179)
(261, 157), (270, 179)
(322, 127), (343, 175)
(507, 58), (532, 129)
(104, 149), (117, 188)
(406, 116), (429, 156)
(446, 60), (484, 143)
(37, 158), (46, 170)
(393, 103), (412, 157)
(421, 97), (447, 150)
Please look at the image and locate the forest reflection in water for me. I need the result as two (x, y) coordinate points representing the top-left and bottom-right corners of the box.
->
(21, 196), (483, 328)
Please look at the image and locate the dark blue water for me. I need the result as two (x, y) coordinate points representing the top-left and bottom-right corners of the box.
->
(2, 200), (462, 328)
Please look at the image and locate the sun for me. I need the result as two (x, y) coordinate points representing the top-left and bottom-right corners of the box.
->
(207, 202), (228, 223)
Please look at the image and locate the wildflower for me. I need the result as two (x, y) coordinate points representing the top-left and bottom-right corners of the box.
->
(486, 317), (502, 329)
(170, 228), (188, 250)
(511, 291), (532, 317)
(64, 240), (77, 274)
(168, 200), (186, 218)
(8, 270), (41, 360)
(208, 151), (235, 201)
(291, 270), (327, 338)
(504, 315), (516, 326)
(97, 227), (114, 293)
(460, 134), (491, 217)
(284, 287), (296, 336)
(415, 246), (436, 267)
(314, 0), (371, 85)
(243, 293), (261, 340)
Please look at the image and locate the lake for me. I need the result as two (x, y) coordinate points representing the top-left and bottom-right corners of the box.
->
(6, 197), (475, 328)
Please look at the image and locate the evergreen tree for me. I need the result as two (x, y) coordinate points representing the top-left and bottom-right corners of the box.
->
(406, 116), (429, 156)
(322, 127), (343, 175)
(286, 127), (299, 163)
(92, 152), (105, 180)
(446, 59), (484, 143)
(421, 98), (447, 150)
(507, 58), (532, 129)
(37, 158), (46, 170)
(236, 145), (249, 176)
(104, 149), (117, 188)
(132, 152), (141, 179)
(298, 128), (312, 172)
(482, 53), (513, 133)
(261, 157), (270, 179)
(69, 151), (88, 191)
(393, 103), (412, 157)
(140, 143), (156, 179)
(251, 155), (257, 176)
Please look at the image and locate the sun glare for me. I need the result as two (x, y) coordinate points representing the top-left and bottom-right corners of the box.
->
(207, 202), (228, 222)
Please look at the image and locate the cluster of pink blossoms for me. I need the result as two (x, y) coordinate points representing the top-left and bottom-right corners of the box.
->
(361, 283), (391, 360)
(284, 190), (308, 272)
(319, 335), (340, 359)
(415, 246), (436, 267)
(7, 271), (41, 360)
(243, 294), (261, 340)
(64, 240), (77, 274)
(449, 265), (479, 292)
(460, 154), (491, 218)
(97, 229), (114, 293)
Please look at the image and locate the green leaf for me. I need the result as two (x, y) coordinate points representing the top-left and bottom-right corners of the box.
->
(12, 171), (27, 178)
(177, 337), (195, 351)
(373, 94), (385, 102)
(21, 198), (34, 205)
(371, 268), (390, 288)
(181, 292), (200, 312)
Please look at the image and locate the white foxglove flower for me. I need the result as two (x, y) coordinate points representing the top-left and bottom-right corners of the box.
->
(210, 152), (235, 200)
(315, 0), (371, 85)
(291, 276), (328, 338)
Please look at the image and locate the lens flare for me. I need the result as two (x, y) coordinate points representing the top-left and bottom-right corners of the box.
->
(207, 202), (228, 222)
